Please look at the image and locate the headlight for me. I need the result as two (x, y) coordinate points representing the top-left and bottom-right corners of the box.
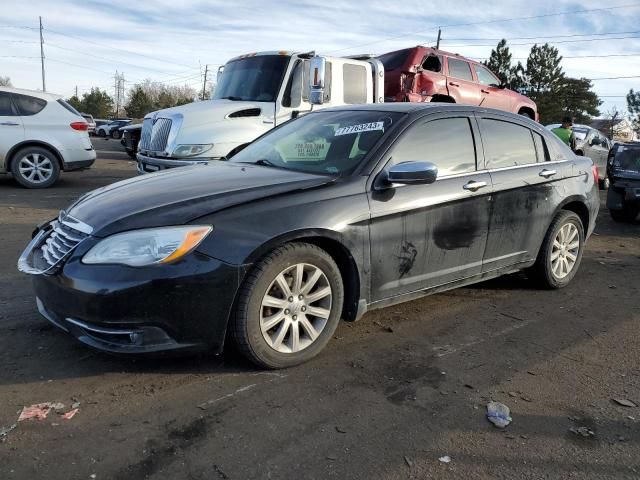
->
(83, 226), (212, 267)
(172, 144), (213, 158)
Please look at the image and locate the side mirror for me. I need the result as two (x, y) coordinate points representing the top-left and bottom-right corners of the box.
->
(387, 161), (438, 185)
(590, 137), (601, 146)
(309, 56), (326, 105)
(216, 66), (224, 84)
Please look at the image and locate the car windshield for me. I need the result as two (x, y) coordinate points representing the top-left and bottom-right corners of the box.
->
(214, 55), (290, 103)
(613, 146), (640, 172)
(572, 127), (588, 140)
(230, 110), (403, 175)
(377, 49), (411, 71)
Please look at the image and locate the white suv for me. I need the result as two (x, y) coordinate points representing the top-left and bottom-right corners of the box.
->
(0, 87), (96, 188)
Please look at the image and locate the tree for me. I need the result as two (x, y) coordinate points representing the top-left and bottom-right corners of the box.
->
(79, 88), (114, 118)
(125, 85), (155, 118)
(126, 80), (196, 113)
(0, 76), (11, 87)
(510, 61), (527, 93)
(524, 44), (565, 124)
(555, 77), (601, 124)
(67, 95), (83, 112)
(484, 39), (512, 86)
(627, 89), (640, 135)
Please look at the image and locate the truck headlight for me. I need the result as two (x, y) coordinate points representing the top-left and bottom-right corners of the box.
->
(172, 144), (213, 158)
(83, 226), (212, 266)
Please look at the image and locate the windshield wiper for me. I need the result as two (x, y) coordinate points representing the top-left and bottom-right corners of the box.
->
(236, 159), (281, 169)
(220, 96), (243, 101)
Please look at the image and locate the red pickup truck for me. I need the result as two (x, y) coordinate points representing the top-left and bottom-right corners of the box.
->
(377, 46), (538, 120)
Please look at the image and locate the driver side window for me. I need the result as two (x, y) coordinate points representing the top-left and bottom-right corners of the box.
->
(389, 117), (477, 177)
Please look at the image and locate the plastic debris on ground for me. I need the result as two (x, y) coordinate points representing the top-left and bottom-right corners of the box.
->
(438, 455), (452, 464)
(18, 402), (64, 421)
(0, 424), (17, 441)
(613, 398), (637, 408)
(62, 408), (80, 420)
(570, 426), (595, 437)
(486, 401), (512, 428)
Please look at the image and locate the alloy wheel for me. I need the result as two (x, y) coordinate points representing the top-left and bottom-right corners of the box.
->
(260, 263), (332, 354)
(18, 153), (54, 184)
(550, 223), (580, 279)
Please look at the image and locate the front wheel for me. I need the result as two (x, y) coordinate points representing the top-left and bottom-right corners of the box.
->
(529, 211), (585, 289)
(231, 243), (344, 369)
(97, 129), (105, 137)
(111, 129), (121, 139)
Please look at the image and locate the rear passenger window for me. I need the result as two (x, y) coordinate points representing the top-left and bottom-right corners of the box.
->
(390, 117), (476, 176)
(532, 132), (549, 162)
(0, 92), (15, 116)
(480, 119), (537, 168)
(447, 58), (473, 81)
(343, 64), (367, 104)
(13, 94), (47, 116)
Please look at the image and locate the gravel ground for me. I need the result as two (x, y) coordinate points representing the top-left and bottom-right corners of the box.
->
(1, 138), (638, 479)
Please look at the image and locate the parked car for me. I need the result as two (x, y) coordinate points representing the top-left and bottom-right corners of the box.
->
(0, 87), (96, 188)
(95, 119), (131, 138)
(606, 142), (640, 222)
(376, 46), (538, 119)
(119, 123), (142, 159)
(81, 113), (96, 135)
(546, 123), (611, 188)
(18, 104), (598, 367)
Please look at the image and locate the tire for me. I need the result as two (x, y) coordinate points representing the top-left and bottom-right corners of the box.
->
(97, 129), (106, 137)
(610, 206), (638, 223)
(10, 146), (61, 189)
(518, 110), (533, 119)
(231, 242), (344, 369)
(599, 177), (610, 190)
(111, 129), (121, 139)
(529, 211), (585, 289)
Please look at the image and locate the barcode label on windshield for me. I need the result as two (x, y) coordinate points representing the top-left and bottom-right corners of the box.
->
(335, 122), (384, 136)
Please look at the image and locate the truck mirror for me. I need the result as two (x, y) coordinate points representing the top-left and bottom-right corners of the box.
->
(309, 56), (326, 105)
(217, 66), (224, 84)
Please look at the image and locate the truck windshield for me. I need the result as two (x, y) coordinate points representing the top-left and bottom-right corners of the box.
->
(230, 110), (403, 175)
(214, 55), (290, 103)
(377, 49), (411, 71)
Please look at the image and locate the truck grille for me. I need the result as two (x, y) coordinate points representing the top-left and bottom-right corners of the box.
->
(140, 117), (172, 152)
(18, 212), (93, 275)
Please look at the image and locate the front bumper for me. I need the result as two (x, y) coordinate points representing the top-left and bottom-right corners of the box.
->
(30, 242), (242, 355)
(136, 152), (217, 174)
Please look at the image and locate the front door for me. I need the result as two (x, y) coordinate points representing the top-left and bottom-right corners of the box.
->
(472, 64), (512, 111)
(478, 113), (569, 270)
(0, 92), (24, 171)
(368, 114), (491, 301)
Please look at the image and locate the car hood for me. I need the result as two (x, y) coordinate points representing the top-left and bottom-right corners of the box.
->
(66, 162), (334, 237)
(151, 99), (272, 128)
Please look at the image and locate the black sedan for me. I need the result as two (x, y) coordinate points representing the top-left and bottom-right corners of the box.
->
(18, 104), (599, 368)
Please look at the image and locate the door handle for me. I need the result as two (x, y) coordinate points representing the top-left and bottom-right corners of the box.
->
(0, 122), (20, 126)
(449, 81), (460, 87)
(463, 180), (488, 191)
(539, 169), (557, 178)
(481, 89), (490, 94)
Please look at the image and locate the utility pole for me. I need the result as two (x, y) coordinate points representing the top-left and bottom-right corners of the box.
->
(114, 70), (119, 117)
(39, 16), (46, 91)
(202, 64), (208, 101)
(436, 28), (442, 50)
(75, 85), (78, 98)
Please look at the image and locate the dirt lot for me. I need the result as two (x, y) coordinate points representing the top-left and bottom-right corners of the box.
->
(1, 138), (639, 479)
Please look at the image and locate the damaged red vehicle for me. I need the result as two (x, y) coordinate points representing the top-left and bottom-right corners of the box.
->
(377, 46), (538, 120)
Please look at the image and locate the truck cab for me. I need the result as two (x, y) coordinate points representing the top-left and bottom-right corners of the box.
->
(137, 51), (383, 172)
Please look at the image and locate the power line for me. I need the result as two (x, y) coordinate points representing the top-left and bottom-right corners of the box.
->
(441, 30), (640, 42)
(444, 34), (640, 47)
(328, 2), (640, 53)
(472, 53), (640, 60)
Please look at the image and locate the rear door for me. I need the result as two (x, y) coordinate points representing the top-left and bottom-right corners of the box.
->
(445, 58), (482, 106)
(478, 113), (568, 271)
(0, 92), (24, 172)
(472, 64), (512, 111)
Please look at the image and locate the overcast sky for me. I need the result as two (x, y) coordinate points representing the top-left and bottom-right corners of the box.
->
(1, 0), (638, 117)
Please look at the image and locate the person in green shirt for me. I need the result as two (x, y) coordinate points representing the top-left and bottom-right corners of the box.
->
(551, 117), (576, 151)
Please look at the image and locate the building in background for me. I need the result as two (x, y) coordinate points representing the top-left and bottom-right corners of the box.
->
(590, 118), (639, 142)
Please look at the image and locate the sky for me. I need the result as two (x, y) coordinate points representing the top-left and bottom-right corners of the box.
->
(0, 0), (639, 118)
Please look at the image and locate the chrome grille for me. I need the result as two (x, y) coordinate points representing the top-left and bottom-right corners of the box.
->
(139, 117), (172, 152)
(18, 212), (93, 275)
(40, 220), (89, 268)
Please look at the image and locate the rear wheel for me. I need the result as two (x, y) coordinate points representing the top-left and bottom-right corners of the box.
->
(10, 146), (60, 188)
(518, 110), (533, 119)
(111, 129), (121, 139)
(231, 242), (344, 369)
(97, 129), (105, 137)
(529, 211), (585, 289)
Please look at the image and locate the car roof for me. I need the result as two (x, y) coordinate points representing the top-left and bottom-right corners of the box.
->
(0, 86), (63, 101)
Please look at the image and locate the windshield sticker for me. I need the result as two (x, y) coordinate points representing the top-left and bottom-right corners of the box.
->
(335, 122), (384, 137)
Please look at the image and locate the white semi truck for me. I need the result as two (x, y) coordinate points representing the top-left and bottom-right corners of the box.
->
(137, 51), (384, 172)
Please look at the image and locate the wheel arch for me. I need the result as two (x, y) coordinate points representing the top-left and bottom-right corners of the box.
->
(517, 106), (536, 119)
(6, 140), (65, 171)
(431, 94), (456, 103)
(243, 229), (363, 322)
